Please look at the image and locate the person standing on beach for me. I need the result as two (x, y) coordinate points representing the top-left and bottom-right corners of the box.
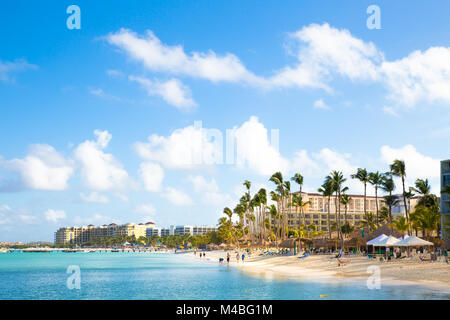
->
(236, 252), (240, 262)
(242, 253), (245, 262)
(227, 252), (230, 264)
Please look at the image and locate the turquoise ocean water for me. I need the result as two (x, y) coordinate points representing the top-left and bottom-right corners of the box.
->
(0, 251), (449, 300)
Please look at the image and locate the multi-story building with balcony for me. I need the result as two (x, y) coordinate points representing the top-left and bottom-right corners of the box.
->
(441, 159), (450, 240)
(55, 222), (156, 245)
(271, 191), (420, 233)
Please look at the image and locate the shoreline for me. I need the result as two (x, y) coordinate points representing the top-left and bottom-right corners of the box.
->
(192, 250), (450, 293)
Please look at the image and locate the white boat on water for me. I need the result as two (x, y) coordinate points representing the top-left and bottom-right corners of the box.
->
(0, 248), (11, 253)
(22, 247), (52, 253)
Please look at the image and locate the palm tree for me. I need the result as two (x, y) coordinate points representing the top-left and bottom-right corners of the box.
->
(361, 212), (377, 232)
(442, 184), (450, 196)
(269, 172), (285, 239)
(390, 159), (410, 234)
(325, 171), (348, 241)
(291, 193), (311, 247)
(391, 216), (410, 239)
(340, 194), (351, 224)
(351, 168), (370, 218)
(318, 181), (334, 239)
(223, 207), (235, 243)
(383, 195), (400, 227)
(291, 173), (304, 194)
(369, 171), (383, 225)
(268, 204), (278, 244)
(412, 178), (431, 195)
(242, 180), (251, 228)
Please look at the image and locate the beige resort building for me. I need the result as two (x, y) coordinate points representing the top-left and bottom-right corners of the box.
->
(273, 192), (421, 232)
(55, 222), (156, 245)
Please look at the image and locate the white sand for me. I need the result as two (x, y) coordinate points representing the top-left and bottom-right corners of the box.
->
(190, 250), (450, 292)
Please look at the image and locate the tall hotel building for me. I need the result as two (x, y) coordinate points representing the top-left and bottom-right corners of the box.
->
(55, 222), (155, 245)
(441, 159), (450, 240)
(270, 191), (420, 232)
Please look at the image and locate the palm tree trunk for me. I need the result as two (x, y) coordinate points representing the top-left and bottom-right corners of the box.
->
(327, 197), (331, 239)
(401, 177), (411, 235)
(375, 186), (379, 225)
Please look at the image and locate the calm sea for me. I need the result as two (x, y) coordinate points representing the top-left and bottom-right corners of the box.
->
(0, 251), (448, 300)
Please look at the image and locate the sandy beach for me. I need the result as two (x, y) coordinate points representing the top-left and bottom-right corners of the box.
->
(193, 250), (450, 292)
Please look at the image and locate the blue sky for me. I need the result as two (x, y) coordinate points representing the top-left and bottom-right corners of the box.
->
(1, 1), (449, 241)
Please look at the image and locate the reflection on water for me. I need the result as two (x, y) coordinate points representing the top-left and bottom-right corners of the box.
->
(0, 252), (448, 300)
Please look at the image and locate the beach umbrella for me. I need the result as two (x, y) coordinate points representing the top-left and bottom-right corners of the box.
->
(366, 234), (388, 245)
(395, 235), (433, 247)
(371, 235), (399, 247)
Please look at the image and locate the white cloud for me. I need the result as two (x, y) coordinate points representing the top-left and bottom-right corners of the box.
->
(0, 59), (38, 82)
(18, 214), (38, 224)
(74, 130), (133, 192)
(229, 116), (289, 175)
(379, 145), (440, 193)
(270, 23), (382, 90)
(134, 122), (219, 170)
(80, 192), (109, 203)
(107, 24), (450, 111)
(139, 162), (164, 192)
(129, 76), (196, 108)
(381, 47), (450, 107)
(44, 209), (66, 223)
(106, 29), (261, 84)
(313, 99), (331, 110)
(134, 204), (156, 215)
(89, 87), (121, 101)
(162, 187), (194, 206)
(4, 144), (74, 191)
(188, 175), (232, 206)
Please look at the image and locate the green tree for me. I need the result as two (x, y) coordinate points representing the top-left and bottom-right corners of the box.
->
(351, 168), (370, 218)
(318, 180), (334, 239)
(369, 171), (383, 224)
(390, 159), (410, 234)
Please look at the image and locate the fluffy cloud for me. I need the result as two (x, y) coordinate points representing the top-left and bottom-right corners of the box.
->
(107, 24), (450, 111)
(229, 116), (289, 175)
(106, 29), (261, 84)
(3, 144), (74, 191)
(380, 47), (450, 106)
(80, 192), (109, 203)
(379, 145), (440, 193)
(188, 175), (232, 206)
(134, 122), (219, 170)
(44, 209), (66, 223)
(74, 130), (133, 192)
(313, 99), (331, 110)
(129, 76), (196, 108)
(0, 59), (37, 82)
(162, 187), (194, 206)
(139, 162), (164, 192)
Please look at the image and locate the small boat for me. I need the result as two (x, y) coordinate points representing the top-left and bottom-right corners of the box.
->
(0, 248), (11, 253)
(111, 249), (120, 252)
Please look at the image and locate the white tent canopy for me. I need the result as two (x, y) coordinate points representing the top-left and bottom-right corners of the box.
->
(397, 234), (410, 241)
(395, 235), (433, 247)
(371, 235), (400, 247)
(366, 234), (388, 245)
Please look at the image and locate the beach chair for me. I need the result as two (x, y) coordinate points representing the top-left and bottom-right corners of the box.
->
(419, 256), (431, 262)
(337, 258), (350, 266)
